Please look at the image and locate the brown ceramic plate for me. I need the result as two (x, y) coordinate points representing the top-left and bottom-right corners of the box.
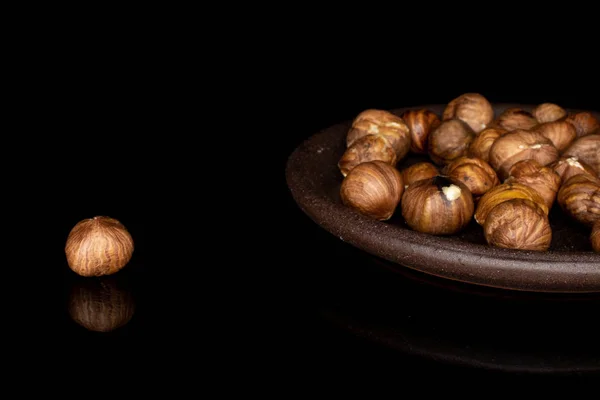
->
(286, 103), (600, 293)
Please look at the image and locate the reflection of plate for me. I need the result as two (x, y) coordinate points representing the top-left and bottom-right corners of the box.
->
(286, 103), (600, 293)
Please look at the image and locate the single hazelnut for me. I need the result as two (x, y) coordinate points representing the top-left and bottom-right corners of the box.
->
(488, 129), (559, 180)
(592, 220), (600, 252)
(557, 174), (600, 227)
(340, 160), (404, 221)
(443, 156), (499, 200)
(474, 182), (549, 226)
(401, 162), (439, 189)
(562, 134), (600, 176)
(68, 276), (135, 332)
(550, 156), (597, 183)
(491, 108), (538, 132)
(532, 120), (577, 153)
(338, 135), (397, 177)
(565, 112), (600, 137)
(532, 103), (567, 123)
(428, 119), (476, 165)
(65, 216), (135, 277)
(401, 175), (474, 235)
(442, 93), (494, 134)
(504, 159), (562, 210)
(467, 127), (507, 163)
(483, 198), (552, 251)
(400, 109), (441, 154)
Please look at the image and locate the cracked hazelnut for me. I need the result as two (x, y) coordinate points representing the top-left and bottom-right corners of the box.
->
(532, 103), (567, 123)
(340, 160), (404, 221)
(505, 159), (561, 210)
(562, 134), (600, 176)
(557, 174), (600, 227)
(401, 175), (474, 235)
(488, 129), (559, 180)
(592, 221), (600, 252)
(442, 93), (494, 134)
(400, 109), (441, 154)
(474, 182), (548, 226)
(428, 119), (476, 165)
(483, 198), (552, 251)
(492, 108), (538, 132)
(565, 112), (600, 137)
(467, 127), (507, 163)
(550, 156), (597, 183)
(533, 120), (577, 153)
(401, 162), (439, 189)
(443, 156), (499, 200)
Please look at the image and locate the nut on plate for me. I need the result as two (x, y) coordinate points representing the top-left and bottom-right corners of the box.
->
(400, 109), (441, 154)
(483, 198), (552, 251)
(428, 119), (476, 165)
(340, 160), (404, 221)
(532, 103), (567, 123)
(550, 156), (597, 183)
(442, 93), (494, 134)
(401, 162), (439, 189)
(467, 127), (507, 163)
(474, 182), (549, 226)
(557, 174), (600, 227)
(565, 112), (599, 137)
(488, 129), (559, 180)
(562, 134), (600, 176)
(443, 156), (499, 200)
(401, 175), (474, 235)
(592, 220), (600, 252)
(532, 120), (577, 153)
(505, 159), (562, 210)
(65, 216), (135, 277)
(491, 108), (538, 132)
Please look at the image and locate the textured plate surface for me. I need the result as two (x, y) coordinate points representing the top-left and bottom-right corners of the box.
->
(286, 103), (600, 292)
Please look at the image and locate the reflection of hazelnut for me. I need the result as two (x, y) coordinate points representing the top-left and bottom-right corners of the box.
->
(550, 156), (597, 183)
(443, 156), (499, 200)
(467, 127), (507, 163)
(483, 198), (552, 251)
(532, 103), (567, 123)
(533, 120), (577, 152)
(592, 221), (600, 252)
(505, 159), (562, 210)
(428, 119), (476, 165)
(562, 134), (600, 176)
(442, 93), (494, 134)
(340, 161), (404, 221)
(400, 109), (441, 154)
(557, 174), (600, 227)
(401, 176), (474, 235)
(401, 162), (439, 189)
(475, 182), (549, 226)
(492, 108), (538, 132)
(565, 112), (600, 137)
(488, 129), (559, 180)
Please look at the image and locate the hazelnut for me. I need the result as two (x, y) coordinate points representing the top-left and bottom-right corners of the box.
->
(442, 93), (494, 134)
(68, 275), (135, 332)
(474, 182), (549, 226)
(400, 109), (441, 154)
(562, 134), (600, 176)
(65, 216), (134, 277)
(557, 174), (600, 227)
(443, 156), (499, 200)
(565, 112), (600, 137)
(467, 127), (507, 163)
(492, 108), (538, 132)
(483, 198), (552, 251)
(340, 160), (404, 221)
(401, 175), (474, 235)
(338, 135), (397, 177)
(532, 103), (567, 123)
(488, 129), (559, 180)
(532, 120), (577, 153)
(592, 221), (600, 252)
(505, 159), (562, 210)
(550, 156), (597, 183)
(428, 119), (476, 165)
(401, 162), (439, 189)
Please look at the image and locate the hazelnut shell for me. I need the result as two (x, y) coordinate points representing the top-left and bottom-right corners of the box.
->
(562, 134), (600, 176)
(533, 120), (577, 153)
(442, 93), (494, 134)
(475, 182), (549, 226)
(401, 109), (441, 154)
(505, 159), (562, 210)
(491, 108), (538, 132)
(428, 119), (476, 165)
(401, 162), (439, 189)
(467, 127), (507, 163)
(532, 103), (567, 123)
(338, 134), (397, 177)
(557, 174), (600, 227)
(550, 156), (597, 183)
(565, 112), (600, 137)
(444, 156), (499, 199)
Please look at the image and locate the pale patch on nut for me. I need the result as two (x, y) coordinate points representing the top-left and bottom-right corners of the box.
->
(566, 157), (583, 169)
(367, 123), (379, 134)
(530, 144), (543, 149)
(442, 184), (462, 201)
(385, 122), (403, 128)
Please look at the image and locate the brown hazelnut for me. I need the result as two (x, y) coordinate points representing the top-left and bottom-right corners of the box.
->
(483, 198), (552, 251)
(532, 103), (567, 123)
(69, 276), (135, 332)
(401, 162), (439, 189)
(467, 127), (507, 163)
(340, 160), (404, 221)
(428, 119), (476, 165)
(401, 175), (474, 235)
(565, 112), (600, 137)
(338, 135), (397, 177)
(562, 134), (600, 176)
(532, 120), (577, 153)
(504, 159), (562, 210)
(557, 174), (600, 227)
(488, 129), (559, 180)
(443, 156), (499, 200)
(592, 220), (600, 252)
(474, 182), (549, 226)
(492, 108), (538, 132)
(442, 93), (494, 134)
(400, 109), (441, 154)
(550, 156), (597, 183)
(65, 216), (135, 277)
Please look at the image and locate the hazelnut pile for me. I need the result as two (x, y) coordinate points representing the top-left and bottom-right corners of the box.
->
(338, 94), (600, 252)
